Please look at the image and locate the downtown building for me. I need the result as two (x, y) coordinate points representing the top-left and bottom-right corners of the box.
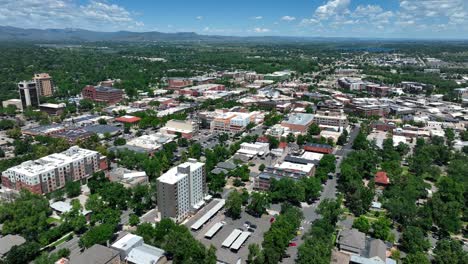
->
(18, 80), (40, 108)
(33, 73), (55, 97)
(1, 146), (107, 195)
(157, 159), (207, 223)
(82, 85), (124, 104)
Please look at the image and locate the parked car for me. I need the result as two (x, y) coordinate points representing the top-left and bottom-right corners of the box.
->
(270, 217), (275, 223)
(250, 224), (257, 229)
(248, 227), (255, 232)
(289, 242), (297, 247)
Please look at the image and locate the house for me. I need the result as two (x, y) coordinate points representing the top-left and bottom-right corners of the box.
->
(69, 244), (120, 264)
(0, 235), (26, 259)
(375, 171), (390, 187)
(111, 233), (167, 264)
(338, 229), (366, 255)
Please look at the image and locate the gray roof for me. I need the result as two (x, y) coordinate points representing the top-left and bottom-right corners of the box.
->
(368, 239), (387, 261)
(70, 244), (119, 264)
(211, 168), (228, 175)
(216, 161), (236, 170)
(338, 229), (366, 253)
(0, 235), (26, 256)
(84, 125), (121, 135)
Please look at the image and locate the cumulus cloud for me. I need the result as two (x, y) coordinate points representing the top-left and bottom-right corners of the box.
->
(0, 0), (143, 31)
(196, 16), (203, 20)
(315, 0), (350, 19)
(398, 0), (467, 25)
(252, 16), (263, 20)
(281, 16), (296, 22)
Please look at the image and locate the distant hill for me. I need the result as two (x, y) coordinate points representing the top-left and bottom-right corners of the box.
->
(0, 26), (362, 43)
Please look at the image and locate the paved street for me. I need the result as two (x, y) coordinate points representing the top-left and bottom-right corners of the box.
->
(281, 125), (360, 263)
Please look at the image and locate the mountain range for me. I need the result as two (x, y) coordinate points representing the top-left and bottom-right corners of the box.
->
(0, 26), (358, 43)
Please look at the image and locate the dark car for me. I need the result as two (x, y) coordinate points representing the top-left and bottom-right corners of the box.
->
(250, 224), (257, 229)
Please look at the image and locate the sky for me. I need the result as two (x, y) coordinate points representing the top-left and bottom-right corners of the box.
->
(0, 0), (467, 39)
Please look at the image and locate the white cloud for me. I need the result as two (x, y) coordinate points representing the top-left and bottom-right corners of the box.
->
(196, 16), (203, 20)
(252, 16), (263, 20)
(398, 0), (467, 25)
(315, 0), (350, 19)
(0, 0), (143, 31)
(281, 16), (296, 21)
(253, 27), (270, 33)
(300, 18), (319, 26)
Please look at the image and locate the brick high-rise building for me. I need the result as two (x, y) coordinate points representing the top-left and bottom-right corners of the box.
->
(82, 85), (124, 104)
(1, 146), (107, 195)
(33, 73), (55, 97)
(157, 159), (206, 223)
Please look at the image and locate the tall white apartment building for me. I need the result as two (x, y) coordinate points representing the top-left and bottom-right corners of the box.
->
(157, 159), (206, 223)
(1, 146), (104, 195)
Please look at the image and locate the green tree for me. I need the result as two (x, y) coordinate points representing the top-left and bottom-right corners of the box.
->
(79, 223), (115, 248)
(371, 217), (392, 241)
(4, 242), (40, 264)
(129, 214), (140, 226)
(114, 137), (126, 146)
(308, 123), (321, 136)
(400, 226), (430, 254)
(259, 163), (266, 172)
(352, 216), (370, 233)
(226, 191), (242, 219)
(433, 239), (468, 264)
(65, 181), (81, 198)
(247, 192), (270, 217)
(403, 252), (430, 264)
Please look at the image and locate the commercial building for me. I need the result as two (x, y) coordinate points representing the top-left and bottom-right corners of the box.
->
(211, 111), (258, 133)
(1, 146), (107, 195)
(33, 73), (54, 97)
(51, 128), (95, 144)
(82, 85), (124, 104)
(179, 84), (225, 97)
(157, 159), (207, 223)
(167, 77), (193, 89)
(454, 87), (468, 99)
(22, 124), (66, 136)
(281, 113), (315, 133)
(2, 99), (23, 111)
(39, 103), (66, 116)
(160, 119), (198, 139)
(112, 133), (176, 154)
(236, 142), (270, 158)
(303, 143), (334, 154)
(314, 110), (348, 128)
(18, 80), (40, 108)
(115, 115), (141, 125)
(111, 234), (166, 264)
(255, 166), (310, 191)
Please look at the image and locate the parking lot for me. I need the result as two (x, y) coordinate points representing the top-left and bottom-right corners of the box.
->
(187, 206), (273, 264)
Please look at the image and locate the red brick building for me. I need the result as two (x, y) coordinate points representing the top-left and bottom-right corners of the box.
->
(82, 85), (124, 104)
(375, 171), (390, 187)
(168, 78), (193, 89)
(303, 143), (334, 154)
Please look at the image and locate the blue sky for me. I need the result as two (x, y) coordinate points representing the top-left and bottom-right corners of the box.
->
(1, 0), (467, 39)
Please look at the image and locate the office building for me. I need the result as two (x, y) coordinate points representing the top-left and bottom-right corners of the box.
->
(82, 85), (124, 104)
(18, 80), (40, 108)
(281, 113), (315, 133)
(33, 73), (54, 97)
(39, 103), (66, 116)
(157, 159), (206, 223)
(314, 110), (348, 128)
(1, 146), (107, 195)
(211, 111), (258, 133)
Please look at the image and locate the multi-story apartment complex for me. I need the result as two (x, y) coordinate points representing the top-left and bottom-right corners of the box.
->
(18, 80), (40, 108)
(33, 73), (55, 97)
(82, 85), (124, 104)
(167, 77), (193, 89)
(314, 110), (349, 128)
(1, 146), (107, 195)
(157, 159), (206, 223)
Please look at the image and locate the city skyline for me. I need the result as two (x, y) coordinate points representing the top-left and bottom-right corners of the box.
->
(0, 0), (467, 39)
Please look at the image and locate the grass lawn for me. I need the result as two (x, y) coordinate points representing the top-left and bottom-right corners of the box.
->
(47, 217), (62, 224)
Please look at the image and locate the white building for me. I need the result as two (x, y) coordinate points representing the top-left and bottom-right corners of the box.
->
(2, 99), (23, 111)
(314, 110), (348, 128)
(124, 133), (177, 153)
(111, 233), (166, 264)
(236, 142), (270, 158)
(157, 159), (207, 223)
